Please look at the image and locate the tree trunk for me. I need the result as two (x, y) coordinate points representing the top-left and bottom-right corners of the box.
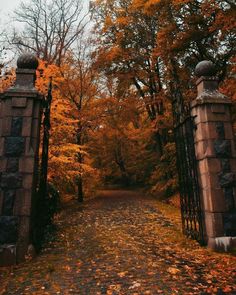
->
(77, 174), (83, 203)
(115, 144), (130, 186)
(77, 122), (84, 202)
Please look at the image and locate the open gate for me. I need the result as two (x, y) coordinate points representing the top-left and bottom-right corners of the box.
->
(32, 79), (54, 248)
(173, 97), (205, 245)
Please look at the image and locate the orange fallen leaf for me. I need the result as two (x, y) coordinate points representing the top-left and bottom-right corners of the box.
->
(167, 267), (180, 275)
(223, 286), (232, 292)
(117, 271), (127, 277)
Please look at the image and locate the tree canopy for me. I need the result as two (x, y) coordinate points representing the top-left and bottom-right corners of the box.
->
(0, 0), (235, 198)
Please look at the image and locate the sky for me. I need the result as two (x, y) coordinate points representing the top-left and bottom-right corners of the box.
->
(0, 0), (24, 65)
(0, 0), (90, 65)
(0, 0), (22, 23)
(0, 0), (90, 26)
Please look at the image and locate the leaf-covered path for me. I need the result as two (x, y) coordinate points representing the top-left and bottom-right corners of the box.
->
(1, 190), (236, 294)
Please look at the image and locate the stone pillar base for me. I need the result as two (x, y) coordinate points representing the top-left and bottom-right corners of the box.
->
(208, 236), (236, 252)
(0, 244), (16, 266)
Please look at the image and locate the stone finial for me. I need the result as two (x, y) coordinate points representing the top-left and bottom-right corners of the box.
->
(14, 54), (39, 89)
(195, 60), (217, 77)
(194, 60), (223, 99)
(17, 53), (39, 70)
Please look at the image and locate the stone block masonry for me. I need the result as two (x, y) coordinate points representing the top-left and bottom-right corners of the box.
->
(0, 54), (43, 266)
(192, 60), (236, 251)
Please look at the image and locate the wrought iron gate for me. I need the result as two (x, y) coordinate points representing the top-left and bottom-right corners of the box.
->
(32, 78), (54, 248)
(173, 98), (205, 245)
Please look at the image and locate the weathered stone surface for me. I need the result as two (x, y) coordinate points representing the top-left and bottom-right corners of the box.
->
(22, 174), (33, 189)
(0, 245), (16, 266)
(12, 97), (27, 108)
(17, 217), (31, 262)
(230, 159), (236, 173)
(24, 138), (35, 156)
(18, 216), (30, 241)
(199, 172), (221, 190)
(1, 173), (23, 189)
(6, 158), (19, 172)
(31, 118), (40, 138)
(17, 54), (39, 70)
(204, 212), (224, 238)
(16, 241), (29, 263)
(192, 59), (236, 251)
(11, 117), (23, 136)
(223, 213), (236, 236)
(221, 159), (230, 173)
(214, 139), (231, 158)
(193, 104), (230, 124)
(0, 216), (18, 244)
(0, 157), (7, 172)
(215, 122), (225, 139)
(195, 139), (215, 160)
(30, 138), (39, 153)
(0, 190), (3, 215)
(1, 99), (12, 117)
(202, 187), (226, 212)
(198, 158), (221, 175)
(0, 138), (4, 156)
(194, 122), (218, 142)
(218, 172), (235, 188)
(15, 216), (31, 263)
(195, 60), (216, 77)
(5, 137), (25, 156)
(0, 118), (2, 136)
(33, 100), (42, 119)
(14, 189), (32, 216)
(19, 157), (34, 173)
(0, 54), (43, 266)
(2, 190), (15, 215)
(22, 117), (32, 137)
(208, 237), (235, 252)
(224, 122), (234, 140)
(12, 99), (33, 117)
(2, 117), (12, 136)
(211, 105), (226, 114)
(224, 187), (235, 211)
(196, 80), (220, 98)
(15, 70), (37, 90)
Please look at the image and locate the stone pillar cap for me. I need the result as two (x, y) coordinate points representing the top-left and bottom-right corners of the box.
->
(17, 53), (39, 70)
(193, 60), (230, 103)
(195, 60), (217, 77)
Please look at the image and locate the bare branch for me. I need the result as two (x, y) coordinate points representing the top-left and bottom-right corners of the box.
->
(11, 0), (88, 65)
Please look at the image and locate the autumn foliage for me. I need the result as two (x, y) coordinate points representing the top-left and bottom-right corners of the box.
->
(0, 0), (235, 200)
(90, 0), (235, 195)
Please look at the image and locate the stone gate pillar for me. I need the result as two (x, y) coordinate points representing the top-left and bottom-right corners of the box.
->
(192, 60), (236, 251)
(0, 54), (42, 265)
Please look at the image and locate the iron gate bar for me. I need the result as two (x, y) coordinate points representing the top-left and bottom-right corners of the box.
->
(173, 99), (205, 245)
(38, 77), (53, 197)
(32, 78), (53, 247)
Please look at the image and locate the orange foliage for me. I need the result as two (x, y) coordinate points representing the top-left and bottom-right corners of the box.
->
(90, 0), (235, 196)
(0, 68), (15, 93)
(35, 58), (100, 196)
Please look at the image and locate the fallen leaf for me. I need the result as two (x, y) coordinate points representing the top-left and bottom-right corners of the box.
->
(118, 271), (127, 278)
(167, 267), (180, 275)
(129, 282), (141, 289)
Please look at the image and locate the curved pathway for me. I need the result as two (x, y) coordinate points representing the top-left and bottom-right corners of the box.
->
(1, 190), (236, 294)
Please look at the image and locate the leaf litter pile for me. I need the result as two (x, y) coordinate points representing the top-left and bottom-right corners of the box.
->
(0, 190), (235, 294)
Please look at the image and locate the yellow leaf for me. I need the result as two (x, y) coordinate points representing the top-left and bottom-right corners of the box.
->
(167, 267), (180, 275)
(118, 271), (127, 278)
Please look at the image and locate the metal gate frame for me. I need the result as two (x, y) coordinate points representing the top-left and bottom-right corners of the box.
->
(173, 99), (205, 245)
